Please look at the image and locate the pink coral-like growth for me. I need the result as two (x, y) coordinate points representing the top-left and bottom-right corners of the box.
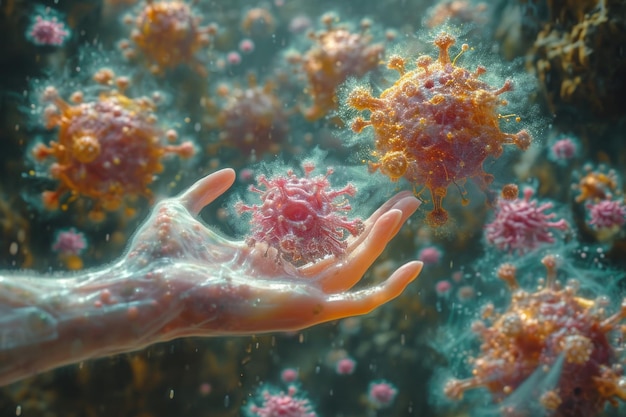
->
(247, 386), (317, 417)
(485, 187), (568, 254)
(236, 162), (364, 264)
(586, 199), (626, 230)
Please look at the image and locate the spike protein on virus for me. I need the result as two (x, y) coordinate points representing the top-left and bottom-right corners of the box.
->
(235, 162), (364, 265)
(347, 31), (531, 227)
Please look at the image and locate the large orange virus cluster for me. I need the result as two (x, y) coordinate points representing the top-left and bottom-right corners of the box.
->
(298, 15), (384, 121)
(120, 0), (215, 75)
(33, 69), (195, 220)
(347, 32), (531, 227)
(445, 255), (626, 417)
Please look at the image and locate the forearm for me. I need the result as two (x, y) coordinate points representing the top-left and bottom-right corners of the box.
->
(0, 262), (176, 386)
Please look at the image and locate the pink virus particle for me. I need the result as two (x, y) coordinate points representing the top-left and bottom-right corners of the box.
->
(281, 368), (299, 384)
(51, 227), (87, 256)
(417, 246), (443, 265)
(239, 38), (255, 54)
(586, 198), (626, 231)
(226, 51), (242, 65)
(335, 357), (357, 375)
(26, 7), (71, 46)
(574, 164), (620, 203)
(485, 185), (568, 254)
(548, 136), (579, 165)
(245, 385), (317, 417)
(198, 382), (212, 396)
(435, 279), (452, 297)
(236, 162), (364, 264)
(367, 380), (398, 409)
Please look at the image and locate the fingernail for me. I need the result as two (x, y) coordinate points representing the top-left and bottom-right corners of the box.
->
(387, 209), (404, 235)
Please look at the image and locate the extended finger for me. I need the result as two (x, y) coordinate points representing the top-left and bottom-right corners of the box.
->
(178, 168), (236, 214)
(299, 193), (420, 278)
(317, 261), (423, 321)
(312, 208), (403, 292)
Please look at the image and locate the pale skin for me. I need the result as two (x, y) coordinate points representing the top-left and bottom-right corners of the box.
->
(0, 168), (422, 386)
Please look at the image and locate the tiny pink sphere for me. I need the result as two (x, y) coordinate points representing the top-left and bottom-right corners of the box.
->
(239, 38), (255, 53)
(288, 15), (312, 34)
(227, 51), (242, 65)
(549, 137), (578, 164)
(367, 380), (397, 409)
(199, 382), (212, 396)
(281, 368), (299, 383)
(52, 227), (87, 256)
(417, 246), (442, 265)
(435, 280), (452, 296)
(335, 358), (356, 375)
(451, 270), (463, 283)
(239, 168), (255, 183)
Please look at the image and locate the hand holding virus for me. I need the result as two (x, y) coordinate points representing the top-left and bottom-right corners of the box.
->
(236, 162), (365, 265)
(0, 168), (423, 386)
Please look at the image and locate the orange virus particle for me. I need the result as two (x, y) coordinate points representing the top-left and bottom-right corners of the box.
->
(120, 0), (215, 75)
(33, 69), (195, 221)
(211, 75), (289, 159)
(240, 7), (276, 38)
(425, 0), (488, 28)
(573, 164), (620, 203)
(347, 32), (531, 227)
(297, 14), (384, 121)
(445, 255), (626, 417)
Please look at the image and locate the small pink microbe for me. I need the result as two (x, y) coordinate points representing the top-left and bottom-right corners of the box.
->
(435, 280), (452, 296)
(418, 246), (442, 265)
(281, 368), (299, 383)
(367, 380), (398, 409)
(27, 14), (70, 46)
(335, 358), (356, 375)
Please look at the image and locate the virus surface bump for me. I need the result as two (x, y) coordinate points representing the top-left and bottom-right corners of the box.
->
(236, 162), (364, 264)
(347, 31), (531, 227)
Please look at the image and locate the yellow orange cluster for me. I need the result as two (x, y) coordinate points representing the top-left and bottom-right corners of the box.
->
(121, 0), (214, 75)
(300, 16), (384, 121)
(347, 32), (531, 227)
(445, 255), (626, 416)
(33, 69), (195, 221)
